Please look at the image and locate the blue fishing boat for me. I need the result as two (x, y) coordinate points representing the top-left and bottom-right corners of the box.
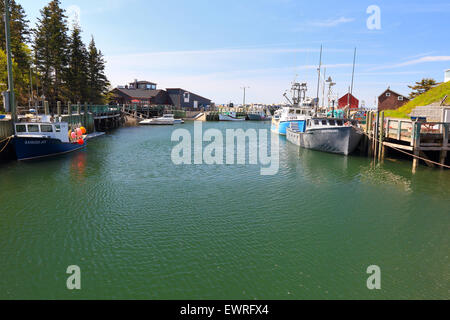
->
(12, 120), (86, 161)
(272, 82), (317, 135)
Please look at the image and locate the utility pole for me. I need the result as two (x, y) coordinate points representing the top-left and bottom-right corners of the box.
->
(4, 0), (16, 123)
(241, 86), (249, 107)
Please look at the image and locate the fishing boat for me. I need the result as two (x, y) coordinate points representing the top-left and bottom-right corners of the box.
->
(139, 114), (176, 125)
(286, 118), (363, 155)
(12, 118), (87, 161)
(218, 112), (246, 121)
(247, 109), (271, 121)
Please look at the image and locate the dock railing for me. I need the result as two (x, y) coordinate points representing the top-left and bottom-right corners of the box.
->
(364, 111), (449, 171)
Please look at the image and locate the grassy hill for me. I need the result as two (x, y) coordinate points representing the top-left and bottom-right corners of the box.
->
(385, 81), (450, 118)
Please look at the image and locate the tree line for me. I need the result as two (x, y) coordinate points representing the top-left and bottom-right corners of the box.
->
(0, 0), (109, 110)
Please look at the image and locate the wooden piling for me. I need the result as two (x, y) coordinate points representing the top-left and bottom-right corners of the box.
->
(412, 122), (421, 173)
(378, 111), (385, 162)
(44, 101), (49, 115)
(373, 112), (380, 160)
(440, 123), (448, 169)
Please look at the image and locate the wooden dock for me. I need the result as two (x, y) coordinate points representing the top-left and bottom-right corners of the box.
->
(363, 111), (449, 172)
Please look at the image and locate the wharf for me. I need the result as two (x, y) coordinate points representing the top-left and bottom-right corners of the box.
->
(362, 111), (449, 172)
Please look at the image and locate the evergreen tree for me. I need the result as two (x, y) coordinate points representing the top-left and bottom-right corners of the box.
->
(0, 0), (32, 105)
(66, 23), (88, 103)
(87, 36), (109, 104)
(408, 78), (439, 99)
(33, 0), (69, 104)
(0, 0), (31, 70)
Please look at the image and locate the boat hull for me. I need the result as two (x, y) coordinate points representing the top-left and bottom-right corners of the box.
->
(286, 126), (363, 156)
(247, 114), (267, 121)
(139, 120), (174, 125)
(271, 120), (306, 135)
(219, 114), (246, 121)
(13, 136), (86, 161)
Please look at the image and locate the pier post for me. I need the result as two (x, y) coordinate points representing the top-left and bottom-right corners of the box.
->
(67, 101), (72, 130)
(378, 111), (385, 162)
(44, 101), (49, 115)
(57, 101), (61, 117)
(374, 112), (380, 160)
(440, 123), (448, 169)
(412, 122), (421, 173)
(367, 111), (373, 157)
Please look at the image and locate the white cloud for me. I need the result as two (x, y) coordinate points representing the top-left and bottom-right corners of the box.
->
(369, 56), (450, 71)
(393, 56), (450, 67)
(309, 17), (355, 27)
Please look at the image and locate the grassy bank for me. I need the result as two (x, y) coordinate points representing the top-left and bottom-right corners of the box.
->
(385, 81), (450, 118)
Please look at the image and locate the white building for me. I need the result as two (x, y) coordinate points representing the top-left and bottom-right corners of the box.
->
(445, 69), (450, 82)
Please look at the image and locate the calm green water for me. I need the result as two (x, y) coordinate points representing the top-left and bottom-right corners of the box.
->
(0, 121), (449, 300)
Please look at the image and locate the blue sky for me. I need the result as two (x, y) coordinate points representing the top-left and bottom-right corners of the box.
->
(21, 0), (450, 106)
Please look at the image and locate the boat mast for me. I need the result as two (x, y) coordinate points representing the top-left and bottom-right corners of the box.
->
(315, 45), (322, 114)
(4, 0), (16, 123)
(347, 47), (357, 109)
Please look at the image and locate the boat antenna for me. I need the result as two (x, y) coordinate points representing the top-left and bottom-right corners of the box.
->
(4, 0), (16, 124)
(315, 45), (323, 114)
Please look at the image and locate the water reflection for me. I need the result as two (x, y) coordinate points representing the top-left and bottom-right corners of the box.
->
(70, 152), (87, 182)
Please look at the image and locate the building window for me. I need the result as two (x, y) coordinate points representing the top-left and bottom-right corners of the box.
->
(398, 96), (404, 101)
(386, 92), (391, 97)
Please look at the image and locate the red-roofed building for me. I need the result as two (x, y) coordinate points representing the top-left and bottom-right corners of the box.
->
(338, 93), (359, 109)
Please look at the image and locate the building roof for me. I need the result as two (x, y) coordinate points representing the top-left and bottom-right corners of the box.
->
(166, 88), (211, 102)
(379, 87), (409, 99)
(133, 80), (157, 85)
(113, 88), (165, 99)
(338, 93), (358, 100)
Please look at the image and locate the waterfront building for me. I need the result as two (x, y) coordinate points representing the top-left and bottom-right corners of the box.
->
(166, 88), (211, 111)
(111, 80), (168, 105)
(110, 80), (212, 110)
(377, 87), (409, 111)
(338, 93), (359, 109)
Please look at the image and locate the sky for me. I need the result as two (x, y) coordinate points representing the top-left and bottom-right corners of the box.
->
(20, 0), (450, 106)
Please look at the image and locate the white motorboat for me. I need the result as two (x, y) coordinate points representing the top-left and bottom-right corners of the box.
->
(140, 114), (175, 125)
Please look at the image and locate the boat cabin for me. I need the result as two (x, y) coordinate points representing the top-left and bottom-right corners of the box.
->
(15, 122), (70, 143)
(306, 118), (358, 128)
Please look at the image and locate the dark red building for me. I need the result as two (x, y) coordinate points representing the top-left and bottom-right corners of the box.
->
(338, 93), (359, 109)
(378, 87), (409, 111)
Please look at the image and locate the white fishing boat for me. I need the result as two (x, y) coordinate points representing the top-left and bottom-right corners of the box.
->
(139, 114), (175, 125)
(286, 118), (363, 156)
(218, 112), (246, 121)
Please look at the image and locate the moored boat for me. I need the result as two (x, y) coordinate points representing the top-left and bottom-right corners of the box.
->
(218, 112), (246, 121)
(247, 110), (271, 121)
(12, 121), (87, 161)
(140, 114), (176, 125)
(286, 118), (363, 156)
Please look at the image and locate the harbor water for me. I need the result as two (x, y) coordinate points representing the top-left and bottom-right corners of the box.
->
(0, 121), (449, 299)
